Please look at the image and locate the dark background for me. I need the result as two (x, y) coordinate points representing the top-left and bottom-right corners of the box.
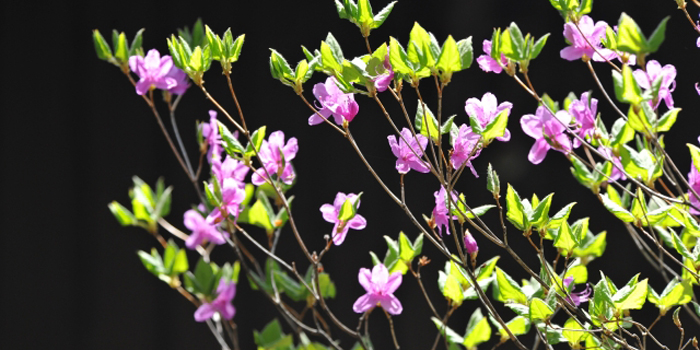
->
(3, 0), (700, 349)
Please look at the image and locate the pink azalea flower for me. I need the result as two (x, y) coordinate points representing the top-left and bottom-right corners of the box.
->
(560, 16), (617, 62)
(521, 106), (573, 165)
(320, 192), (367, 245)
(464, 92), (513, 142)
(206, 178), (247, 224)
(212, 156), (249, 187)
(633, 60), (676, 109)
(373, 56), (394, 92)
(563, 277), (591, 306)
(688, 153), (700, 215)
(194, 278), (236, 322)
(200, 110), (223, 164)
(387, 128), (430, 174)
(568, 92), (598, 148)
(251, 131), (298, 186)
(464, 231), (478, 254)
(477, 40), (508, 74)
(450, 124), (481, 176)
(353, 264), (403, 315)
(309, 77), (359, 126)
(433, 186), (458, 236)
(128, 49), (188, 95)
(183, 206), (228, 249)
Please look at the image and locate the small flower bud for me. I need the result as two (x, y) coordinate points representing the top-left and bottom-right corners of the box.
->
(418, 256), (431, 267)
(464, 230), (479, 254)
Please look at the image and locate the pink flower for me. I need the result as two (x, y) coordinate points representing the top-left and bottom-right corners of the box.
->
(464, 231), (478, 255)
(563, 277), (591, 306)
(200, 110), (223, 164)
(387, 128), (430, 174)
(598, 146), (626, 182)
(568, 92), (598, 148)
(688, 156), (700, 215)
(633, 60), (676, 109)
(320, 192), (367, 245)
(520, 106), (573, 164)
(353, 264), (403, 315)
(251, 131), (298, 186)
(433, 186), (458, 236)
(477, 40), (508, 74)
(309, 77), (359, 126)
(212, 156), (249, 187)
(465, 92), (513, 142)
(450, 124), (481, 176)
(128, 49), (188, 95)
(373, 56), (394, 92)
(560, 16), (617, 62)
(194, 278), (236, 322)
(206, 178), (247, 224)
(184, 206), (228, 249)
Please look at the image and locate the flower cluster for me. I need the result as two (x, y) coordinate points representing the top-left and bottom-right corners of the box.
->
(309, 77), (359, 126)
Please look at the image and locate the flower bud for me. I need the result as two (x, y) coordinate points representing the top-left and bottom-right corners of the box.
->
(464, 230), (479, 254)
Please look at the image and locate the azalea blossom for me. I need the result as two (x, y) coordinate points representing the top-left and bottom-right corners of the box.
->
(476, 40), (508, 74)
(194, 278), (236, 322)
(450, 124), (481, 176)
(433, 186), (458, 236)
(464, 92), (513, 142)
(520, 106), (573, 164)
(320, 192), (367, 245)
(560, 16), (617, 62)
(563, 277), (591, 307)
(464, 230), (478, 255)
(598, 146), (627, 183)
(387, 128), (430, 174)
(373, 56), (394, 92)
(633, 60), (676, 109)
(128, 49), (189, 95)
(212, 156), (249, 187)
(251, 131), (298, 186)
(568, 92), (598, 148)
(309, 77), (359, 126)
(353, 264), (403, 315)
(206, 178), (247, 224)
(688, 157), (700, 215)
(184, 206), (228, 249)
(200, 110), (223, 164)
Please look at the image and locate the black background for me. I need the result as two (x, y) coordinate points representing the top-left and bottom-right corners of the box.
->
(3, 0), (700, 349)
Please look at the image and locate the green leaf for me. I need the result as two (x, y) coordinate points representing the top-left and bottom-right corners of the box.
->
(389, 37), (412, 76)
(114, 32), (129, 63)
(688, 144), (700, 174)
(254, 319), (293, 349)
(529, 297), (554, 322)
(610, 117), (635, 148)
(486, 163), (500, 197)
(530, 193), (553, 229)
(651, 279), (693, 313)
(617, 13), (647, 54)
(530, 33), (550, 60)
(205, 25), (223, 60)
(456, 37), (473, 69)
(194, 258), (216, 295)
(108, 201), (136, 226)
(600, 193), (635, 222)
(93, 30), (113, 60)
(415, 101), (440, 142)
(245, 125), (267, 158)
(398, 232), (416, 262)
(613, 277), (648, 311)
(505, 184), (528, 231)
(492, 316), (530, 340)
(138, 249), (164, 276)
(440, 272), (466, 306)
(407, 22), (433, 67)
(430, 317), (465, 345)
(481, 109), (509, 142)
(357, 0), (373, 25)
(562, 318), (588, 346)
(656, 108), (680, 132)
(189, 46), (203, 72)
(373, 1), (397, 28)
(437, 35), (461, 73)
(647, 16), (670, 53)
(554, 220), (580, 253)
(269, 49), (293, 81)
(613, 65), (642, 105)
(493, 267), (527, 304)
(464, 308), (491, 348)
(572, 231), (607, 259)
(229, 33), (245, 63)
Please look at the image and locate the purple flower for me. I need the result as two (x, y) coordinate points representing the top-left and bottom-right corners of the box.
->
(465, 92), (513, 142)
(451, 124), (481, 176)
(633, 60), (677, 109)
(184, 206), (228, 249)
(200, 110), (223, 164)
(477, 40), (508, 74)
(568, 92), (598, 148)
(320, 192), (367, 245)
(206, 178), (247, 224)
(387, 128), (430, 174)
(309, 77), (359, 126)
(688, 160), (700, 215)
(433, 186), (458, 236)
(128, 49), (189, 95)
(476, 40), (508, 74)
(520, 106), (573, 164)
(194, 278), (236, 322)
(464, 231), (478, 255)
(212, 156), (249, 187)
(251, 131), (298, 186)
(598, 146), (626, 182)
(560, 16), (617, 62)
(373, 56), (394, 92)
(353, 264), (403, 315)
(563, 277), (591, 307)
